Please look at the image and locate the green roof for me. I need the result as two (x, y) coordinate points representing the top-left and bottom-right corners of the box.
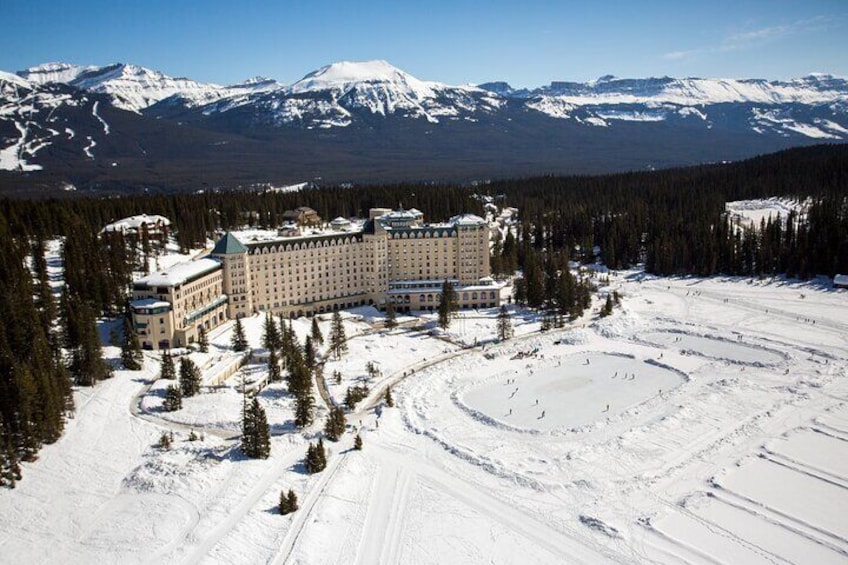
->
(211, 232), (247, 254)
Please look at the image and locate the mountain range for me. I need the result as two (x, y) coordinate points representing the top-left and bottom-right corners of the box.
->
(1, 60), (846, 196)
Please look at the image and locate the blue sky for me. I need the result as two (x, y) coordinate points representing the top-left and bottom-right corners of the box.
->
(2, 0), (846, 87)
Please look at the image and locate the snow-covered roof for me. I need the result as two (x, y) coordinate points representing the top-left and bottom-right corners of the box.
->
(130, 298), (170, 310)
(381, 209), (419, 221)
(135, 257), (221, 287)
(835, 274), (848, 286)
(102, 214), (170, 233)
(450, 213), (486, 226)
(330, 216), (351, 224)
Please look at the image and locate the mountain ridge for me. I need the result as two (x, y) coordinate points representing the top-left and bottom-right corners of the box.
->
(1, 59), (847, 196)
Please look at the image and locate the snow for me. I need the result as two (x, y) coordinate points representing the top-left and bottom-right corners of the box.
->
(0, 119), (43, 171)
(92, 100), (110, 134)
(726, 197), (805, 227)
(135, 257), (221, 287)
(83, 135), (96, 159)
(2, 238), (848, 564)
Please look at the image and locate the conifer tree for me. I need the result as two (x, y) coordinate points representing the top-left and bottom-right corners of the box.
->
(324, 406), (346, 441)
(242, 398), (270, 459)
(304, 335), (315, 369)
(438, 280), (458, 330)
(160, 349), (176, 379)
(179, 357), (201, 397)
(294, 393), (314, 428)
(120, 316), (143, 370)
(600, 294), (614, 317)
(262, 313), (281, 351)
(385, 386), (394, 407)
(384, 300), (397, 329)
(267, 349), (282, 383)
(231, 317), (248, 352)
(305, 440), (327, 474)
(158, 432), (172, 449)
(310, 316), (324, 345)
(286, 489), (298, 512)
(198, 326), (209, 353)
(287, 358), (312, 398)
(163, 384), (182, 411)
(496, 305), (513, 341)
(354, 433), (363, 450)
(329, 311), (347, 359)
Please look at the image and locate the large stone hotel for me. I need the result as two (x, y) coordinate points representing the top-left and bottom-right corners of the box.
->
(131, 207), (503, 350)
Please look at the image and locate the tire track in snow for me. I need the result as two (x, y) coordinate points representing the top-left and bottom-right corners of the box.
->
(368, 444), (615, 564)
(270, 451), (348, 565)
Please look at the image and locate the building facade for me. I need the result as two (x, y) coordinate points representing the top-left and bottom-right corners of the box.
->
(132, 207), (501, 349)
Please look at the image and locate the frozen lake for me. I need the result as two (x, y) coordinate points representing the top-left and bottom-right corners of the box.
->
(641, 331), (784, 365)
(462, 352), (686, 431)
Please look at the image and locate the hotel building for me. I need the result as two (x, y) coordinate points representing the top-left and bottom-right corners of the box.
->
(131, 207), (502, 349)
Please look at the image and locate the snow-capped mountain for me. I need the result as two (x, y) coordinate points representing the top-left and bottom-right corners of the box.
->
(2, 59), (847, 195)
(19, 62), (229, 113)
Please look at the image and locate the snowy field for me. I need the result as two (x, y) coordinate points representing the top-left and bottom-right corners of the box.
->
(2, 268), (847, 564)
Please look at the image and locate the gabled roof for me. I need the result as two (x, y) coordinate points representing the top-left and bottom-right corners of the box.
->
(211, 232), (247, 254)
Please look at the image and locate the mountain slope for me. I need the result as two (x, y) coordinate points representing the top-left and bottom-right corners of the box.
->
(1, 60), (847, 196)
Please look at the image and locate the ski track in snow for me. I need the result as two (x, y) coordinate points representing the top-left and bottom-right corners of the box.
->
(92, 100), (110, 134)
(1, 246), (847, 564)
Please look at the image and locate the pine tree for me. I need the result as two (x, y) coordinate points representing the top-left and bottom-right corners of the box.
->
(286, 489), (298, 512)
(198, 326), (209, 353)
(310, 316), (324, 345)
(329, 311), (347, 359)
(496, 305), (513, 341)
(305, 440), (327, 474)
(354, 434), (363, 450)
(287, 358), (312, 398)
(344, 384), (369, 410)
(438, 280), (458, 330)
(158, 432), (172, 449)
(280, 489), (293, 515)
(231, 317), (248, 352)
(120, 315), (143, 370)
(163, 384), (182, 411)
(262, 313), (281, 351)
(600, 294), (614, 317)
(384, 300), (398, 329)
(324, 406), (346, 441)
(267, 349), (282, 383)
(242, 398), (270, 459)
(179, 357), (201, 397)
(385, 386), (394, 407)
(304, 335), (315, 369)
(294, 393), (314, 428)
(160, 349), (176, 379)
